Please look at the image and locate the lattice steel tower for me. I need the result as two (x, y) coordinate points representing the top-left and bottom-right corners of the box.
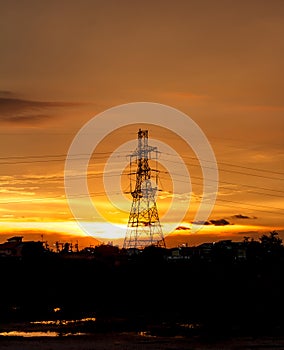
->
(123, 129), (166, 249)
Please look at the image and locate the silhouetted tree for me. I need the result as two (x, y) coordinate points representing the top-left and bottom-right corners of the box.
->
(260, 231), (282, 248)
(243, 236), (250, 243)
(259, 231), (283, 261)
(62, 242), (70, 253)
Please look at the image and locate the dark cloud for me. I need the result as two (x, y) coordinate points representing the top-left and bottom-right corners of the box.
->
(0, 91), (14, 97)
(0, 94), (84, 125)
(6, 115), (50, 124)
(232, 214), (257, 219)
(192, 220), (211, 225)
(236, 231), (258, 235)
(0, 97), (81, 114)
(175, 226), (190, 231)
(192, 219), (231, 226)
(210, 219), (231, 226)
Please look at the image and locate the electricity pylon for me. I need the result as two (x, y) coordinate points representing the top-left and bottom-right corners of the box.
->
(123, 129), (166, 249)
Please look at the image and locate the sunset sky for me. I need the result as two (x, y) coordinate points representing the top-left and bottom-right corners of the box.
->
(0, 0), (283, 247)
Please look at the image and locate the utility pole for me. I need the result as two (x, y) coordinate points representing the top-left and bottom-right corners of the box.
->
(123, 129), (166, 249)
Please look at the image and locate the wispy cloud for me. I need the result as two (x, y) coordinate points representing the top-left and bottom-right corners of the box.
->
(192, 219), (231, 226)
(0, 90), (14, 97)
(5, 114), (50, 124)
(238, 104), (284, 112)
(0, 91), (85, 125)
(158, 191), (191, 201)
(192, 220), (211, 225)
(0, 188), (36, 196)
(159, 90), (210, 101)
(231, 214), (257, 220)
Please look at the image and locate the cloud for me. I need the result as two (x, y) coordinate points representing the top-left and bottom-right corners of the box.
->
(236, 231), (258, 235)
(231, 214), (257, 220)
(239, 104), (284, 112)
(192, 219), (231, 226)
(0, 96), (82, 113)
(0, 90), (14, 97)
(210, 219), (231, 226)
(6, 114), (50, 124)
(192, 220), (211, 225)
(0, 188), (35, 196)
(175, 226), (190, 231)
(161, 91), (209, 101)
(0, 94), (84, 125)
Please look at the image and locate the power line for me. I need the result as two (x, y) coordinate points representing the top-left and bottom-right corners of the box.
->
(0, 151), (128, 160)
(1, 176), (283, 212)
(0, 153), (127, 165)
(162, 151), (284, 176)
(0, 150), (283, 178)
(211, 202), (283, 216)
(1, 153), (283, 183)
(1, 153), (284, 205)
(162, 158), (284, 181)
(157, 188), (283, 213)
(2, 169), (284, 202)
(158, 177), (283, 199)
(0, 156), (284, 187)
(1, 164), (284, 198)
(215, 198), (283, 212)
(0, 190), (120, 205)
(159, 172), (284, 195)
(0, 190), (282, 217)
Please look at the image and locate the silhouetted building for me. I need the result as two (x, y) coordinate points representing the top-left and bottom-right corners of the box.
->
(196, 242), (214, 261)
(167, 247), (195, 260)
(0, 236), (23, 257)
(213, 240), (247, 262)
(0, 236), (44, 258)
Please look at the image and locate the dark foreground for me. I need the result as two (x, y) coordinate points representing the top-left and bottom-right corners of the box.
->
(2, 238), (284, 348)
(1, 333), (284, 350)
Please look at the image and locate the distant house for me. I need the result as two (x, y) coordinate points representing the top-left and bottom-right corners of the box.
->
(213, 240), (247, 262)
(196, 242), (214, 261)
(125, 247), (142, 256)
(0, 236), (23, 257)
(0, 236), (44, 258)
(167, 246), (195, 260)
(232, 242), (247, 261)
(168, 247), (181, 259)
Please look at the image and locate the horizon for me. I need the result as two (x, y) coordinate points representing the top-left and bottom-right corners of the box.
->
(0, 227), (280, 251)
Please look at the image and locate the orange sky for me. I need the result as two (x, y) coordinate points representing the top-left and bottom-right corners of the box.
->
(0, 0), (283, 246)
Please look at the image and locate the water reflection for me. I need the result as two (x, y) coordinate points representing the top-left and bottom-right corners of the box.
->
(0, 316), (96, 338)
(178, 322), (201, 329)
(30, 317), (96, 325)
(138, 331), (156, 338)
(0, 331), (86, 337)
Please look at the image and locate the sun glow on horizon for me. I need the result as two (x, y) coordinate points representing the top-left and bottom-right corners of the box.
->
(0, 219), (275, 242)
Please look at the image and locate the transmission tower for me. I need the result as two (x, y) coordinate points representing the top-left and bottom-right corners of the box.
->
(123, 129), (166, 249)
